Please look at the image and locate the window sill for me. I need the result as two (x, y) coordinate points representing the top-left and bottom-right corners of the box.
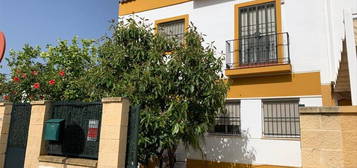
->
(39, 155), (97, 167)
(261, 136), (300, 141)
(206, 133), (241, 137)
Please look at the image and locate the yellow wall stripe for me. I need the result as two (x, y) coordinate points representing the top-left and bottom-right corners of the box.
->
(119, 0), (192, 16)
(227, 72), (321, 98)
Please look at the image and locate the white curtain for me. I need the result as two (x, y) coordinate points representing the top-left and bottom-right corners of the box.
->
(158, 19), (185, 41)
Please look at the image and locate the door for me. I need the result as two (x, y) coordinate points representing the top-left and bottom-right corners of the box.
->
(239, 2), (278, 66)
(4, 103), (31, 168)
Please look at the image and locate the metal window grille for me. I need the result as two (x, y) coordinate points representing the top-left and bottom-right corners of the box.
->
(47, 102), (102, 159)
(157, 19), (185, 42)
(213, 101), (241, 135)
(239, 2), (277, 65)
(263, 99), (300, 137)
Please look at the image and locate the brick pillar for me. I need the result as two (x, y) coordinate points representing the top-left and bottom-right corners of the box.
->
(98, 97), (130, 168)
(24, 101), (51, 168)
(0, 102), (12, 168)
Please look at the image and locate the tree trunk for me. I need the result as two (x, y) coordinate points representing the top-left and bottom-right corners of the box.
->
(168, 146), (177, 168)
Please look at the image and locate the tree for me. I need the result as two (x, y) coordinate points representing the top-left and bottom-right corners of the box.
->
(1, 17), (228, 168)
(94, 18), (228, 167)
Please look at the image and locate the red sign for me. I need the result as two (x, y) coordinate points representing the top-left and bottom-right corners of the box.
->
(0, 32), (5, 63)
(87, 120), (99, 141)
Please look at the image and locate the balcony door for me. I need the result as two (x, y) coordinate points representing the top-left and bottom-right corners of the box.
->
(239, 2), (277, 66)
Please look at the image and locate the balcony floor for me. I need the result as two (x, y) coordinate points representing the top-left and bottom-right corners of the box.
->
(225, 64), (292, 78)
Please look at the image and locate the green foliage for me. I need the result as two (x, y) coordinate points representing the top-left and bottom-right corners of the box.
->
(0, 18), (228, 167)
(94, 18), (228, 166)
(1, 37), (97, 102)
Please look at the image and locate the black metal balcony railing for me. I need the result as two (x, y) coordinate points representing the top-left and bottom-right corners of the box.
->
(225, 32), (290, 69)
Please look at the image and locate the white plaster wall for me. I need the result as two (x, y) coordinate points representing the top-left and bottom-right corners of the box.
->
(344, 10), (357, 105)
(187, 135), (301, 167)
(119, 0), (355, 165)
(299, 96), (323, 107)
(121, 0), (357, 85)
(186, 98), (318, 167)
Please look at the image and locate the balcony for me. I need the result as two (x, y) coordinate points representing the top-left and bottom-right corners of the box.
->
(225, 32), (291, 78)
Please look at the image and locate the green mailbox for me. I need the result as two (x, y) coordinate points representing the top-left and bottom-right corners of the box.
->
(44, 119), (64, 141)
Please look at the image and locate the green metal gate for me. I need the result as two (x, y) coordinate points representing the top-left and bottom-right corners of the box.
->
(47, 102), (102, 159)
(4, 103), (32, 168)
(126, 105), (140, 168)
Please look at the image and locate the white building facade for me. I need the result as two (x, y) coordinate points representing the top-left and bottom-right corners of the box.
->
(119, 0), (357, 167)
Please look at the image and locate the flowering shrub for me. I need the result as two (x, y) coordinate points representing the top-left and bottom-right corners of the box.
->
(0, 37), (97, 102)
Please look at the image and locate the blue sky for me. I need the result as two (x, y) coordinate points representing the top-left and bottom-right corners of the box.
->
(0, 0), (119, 74)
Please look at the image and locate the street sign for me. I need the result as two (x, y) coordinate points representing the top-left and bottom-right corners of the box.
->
(0, 32), (5, 63)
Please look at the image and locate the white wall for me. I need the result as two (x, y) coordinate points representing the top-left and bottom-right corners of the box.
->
(121, 0), (356, 85)
(345, 10), (357, 105)
(185, 97), (324, 167)
(119, 0), (356, 165)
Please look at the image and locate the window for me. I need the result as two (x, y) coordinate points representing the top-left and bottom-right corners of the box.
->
(157, 19), (185, 40)
(239, 2), (278, 65)
(155, 15), (188, 42)
(263, 99), (300, 137)
(213, 101), (241, 135)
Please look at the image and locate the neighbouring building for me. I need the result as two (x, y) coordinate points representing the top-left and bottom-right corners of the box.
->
(119, 0), (357, 168)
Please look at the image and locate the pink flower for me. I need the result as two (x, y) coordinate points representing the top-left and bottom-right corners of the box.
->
(48, 80), (56, 85)
(59, 71), (65, 77)
(13, 77), (20, 82)
(33, 83), (40, 89)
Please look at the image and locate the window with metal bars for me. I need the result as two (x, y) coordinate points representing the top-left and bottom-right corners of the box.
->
(212, 101), (241, 135)
(262, 99), (300, 137)
(157, 19), (185, 42)
(239, 2), (278, 65)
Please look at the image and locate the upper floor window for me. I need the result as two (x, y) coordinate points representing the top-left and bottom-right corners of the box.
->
(155, 15), (188, 42)
(157, 19), (185, 41)
(225, 0), (290, 71)
(262, 99), (300, 138)
(239, 2), (277, 66)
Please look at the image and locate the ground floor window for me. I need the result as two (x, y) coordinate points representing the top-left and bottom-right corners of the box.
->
(212, 100), (241, 135)
(262, 99), (300, 137)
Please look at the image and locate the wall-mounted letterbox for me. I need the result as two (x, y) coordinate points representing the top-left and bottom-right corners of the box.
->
(44, 119), (64, 141)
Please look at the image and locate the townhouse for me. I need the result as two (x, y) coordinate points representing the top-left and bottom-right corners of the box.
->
(119, 0), (357, 167)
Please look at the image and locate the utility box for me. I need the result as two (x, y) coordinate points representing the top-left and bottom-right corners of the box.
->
(44, 119), (64, 141)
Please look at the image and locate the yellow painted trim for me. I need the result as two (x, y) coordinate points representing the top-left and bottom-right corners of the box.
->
(225, 64), (291, 77)
(227, 72), (321, 98)
(321, 84), (336, 106)
(234, 0), (284, 67)
(119, 0), (192, 16)
(187, 159), (299, 168)
(154, 14), (189, 33)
